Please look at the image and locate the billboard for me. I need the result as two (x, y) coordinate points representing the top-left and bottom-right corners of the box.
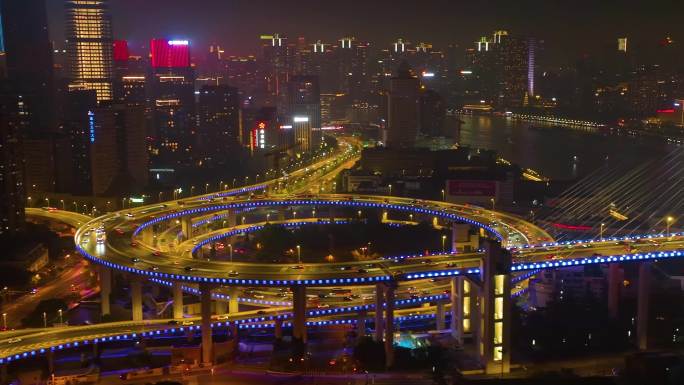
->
(447, 180), (497, 197)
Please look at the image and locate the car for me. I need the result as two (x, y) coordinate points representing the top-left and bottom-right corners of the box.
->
(7, 337), (22, 344)
(130, 257), (140, 263)
(356, 268), (367, 274)
(152, 250), (161, 256)
(228, 271), (239, 277)
(339, 266), (353, 271)
(125, 212), (134, 218)
(30, 288), (38, 295)
(130, 242), (138, 247)
(290, 265), (304, 270)
(167, 320), (179, 325)
(317, 304), (330, 309)
(253, 294), (265, 299)
(184, 266), (194, 272)
(181, 320), (194, 326)
(148, 266), (159, 271)
(256, 310), (266, 315)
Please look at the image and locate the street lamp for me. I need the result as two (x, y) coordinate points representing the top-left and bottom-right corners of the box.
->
(191, 186), (196, 195)
(158, 192), (163, 202)
(296, 245), (301, 264)
(58, 309), (63, 324)
(388, 184), (392, 196)
(60, 200), (65, 210)
(442, 235), (447, 253)
(490, 198), (495, 210)
(441, 189), (445, 201)
(205, 183), (210, 194)
(43, 312), (47, 328)
(600, 223), (605, 241)
(27, 196), (32, 207)
(2, 313), (6, 329)
(667, 216), (675, 237)
(293, 211), (297, 219)
(228, 244), (233, 262)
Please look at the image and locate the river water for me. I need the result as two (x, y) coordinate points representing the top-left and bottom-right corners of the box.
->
(447, 115), (677, 181)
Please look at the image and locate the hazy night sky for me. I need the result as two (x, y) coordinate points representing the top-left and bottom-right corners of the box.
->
(46, 0), (684, 65)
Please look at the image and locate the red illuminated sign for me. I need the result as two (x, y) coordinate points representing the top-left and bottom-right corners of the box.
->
(113, 40), (129, 62)
(448, 180), (497, 197)
(150, 39), (190, 68)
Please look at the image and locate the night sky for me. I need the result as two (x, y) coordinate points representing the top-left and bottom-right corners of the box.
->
(46, 0), (684, 65)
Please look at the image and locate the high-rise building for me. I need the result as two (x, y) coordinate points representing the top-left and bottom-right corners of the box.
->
(198, 85), (241, 166)
(0, 83), (27, 238)
(384, 62), (419, 148)
(288, 75), (321, 153)
(149, 39), (195, 168)
(65, 89), (98, 195)
(1, 0), (56, 132)
(89, 104), (148, 196)
(261, 33), (296, 108)
(335, 37), (370, 102)
(65, 0), (114, 102)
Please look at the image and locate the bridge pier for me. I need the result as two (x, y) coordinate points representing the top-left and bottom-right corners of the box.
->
(274, 318), (283, 340)
(215, 299), (227, 315)
(199, 283), (214, 365)
(374, 283), (384, 342)
(479, 240), (511, 375)
(228, 288), (239, 314)
(292, 286), (307, 343)
(435, 302), (446, 330)
(99, 265), (111, 316)
(356, 310), (367, 340)
(450, 276), (463, 343)
(181, 217), (192, 240)
(172, 282), (184, 319)
(637, 262), (651, 350)
(131, 276), (143, 321)
(384, 284), (396, 369)
(608, 264), (621, 319)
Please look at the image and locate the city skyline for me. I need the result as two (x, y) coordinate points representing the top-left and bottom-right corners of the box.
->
(44, 0), (684, 65)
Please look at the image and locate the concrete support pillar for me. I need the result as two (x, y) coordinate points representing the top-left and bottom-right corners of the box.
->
(131, 276), (143, 322)
(436, 302), (446, 330)
(479, 241), (511, 375)
(292, 286), (307, 343)
(637, 262), (651, 350)
(274, 318), (283, 340)
(356, 310), (366, 340)
(228, 288), (239, 314)
(172, 282), (184, 319)
(99, 265), (111, 316)
(384, 284), (396, 369)
(181, 217), (192, 240)
(215, 300), (227, 315)
(374, 283), (385, 342)
(199, 283), (214, 365)
(47, 350), (55, 375)
(608, 264), (621, 319)
(1, 363), (7, 384)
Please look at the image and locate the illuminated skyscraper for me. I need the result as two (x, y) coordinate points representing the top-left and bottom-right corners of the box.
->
(65, 0), (114, 102)
(288, 75), (321, 153)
